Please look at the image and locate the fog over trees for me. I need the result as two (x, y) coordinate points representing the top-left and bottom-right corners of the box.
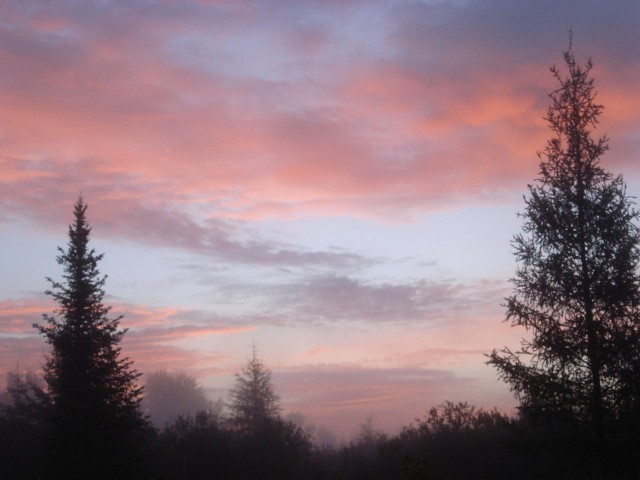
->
(143, 370), (217, 429)
(2, 46), (640, 479)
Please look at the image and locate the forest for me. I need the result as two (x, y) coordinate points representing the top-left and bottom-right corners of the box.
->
(2, 46), (640, 480)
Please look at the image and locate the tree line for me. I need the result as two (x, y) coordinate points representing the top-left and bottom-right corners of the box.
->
(2, 44), (640, 479)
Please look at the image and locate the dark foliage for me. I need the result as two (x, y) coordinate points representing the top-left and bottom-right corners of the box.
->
(150, 350), (315, 480)
(488, 45), (640, 478)
(314, 402), (528, 480)
(0, 371), (48, 480)
(397, 402), (526, 480)
(34, 197), (150, 480)
(233, 416), (314, 480)
(151, 411), (234, 480)
(151, 411), (315, 480)
(224, 348), (315, 479)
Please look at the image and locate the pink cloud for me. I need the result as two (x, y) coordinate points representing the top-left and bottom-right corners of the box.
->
(126, 324), (254, 342)
(0, 297), (250, 388)
(1, 0), (638, 241)
(304, 347), (330, 358)
(274, 363), (515, 438)
(0, 165), (374, 267)
(0, 299), (53, 334)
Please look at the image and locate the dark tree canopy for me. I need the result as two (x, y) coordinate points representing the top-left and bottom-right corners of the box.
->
(227, 346), (281, 431)
(488, 46), (640, 477)
(35, 197), (148, 480)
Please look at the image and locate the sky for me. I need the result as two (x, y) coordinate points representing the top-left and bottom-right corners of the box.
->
(2, 0), (640, 439)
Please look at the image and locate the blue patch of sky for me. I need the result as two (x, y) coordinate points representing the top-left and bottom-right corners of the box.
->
(256, 203), (519, 283)
(0, 225), (58, 299)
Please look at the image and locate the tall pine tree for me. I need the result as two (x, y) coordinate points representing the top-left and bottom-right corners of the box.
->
(35, 197), (148, 480)
(488, 45), (640, 478)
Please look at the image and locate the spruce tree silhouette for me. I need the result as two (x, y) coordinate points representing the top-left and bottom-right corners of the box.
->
(488, 43), (640, 478)
(228, 346), (280, 432)
(35, 197), (148, 480)
(226, 347), (314, 479)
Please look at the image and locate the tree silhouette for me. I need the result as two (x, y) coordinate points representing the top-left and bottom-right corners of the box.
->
(35, 197), (148, 480)
(0, 369), (48, 480)
(226, 348), (314, 479)
(227, 346), (280, 431)
(488, 45), (640, 478)
(143, 370), (215, 428)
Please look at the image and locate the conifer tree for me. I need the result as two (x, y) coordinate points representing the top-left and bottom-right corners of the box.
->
(227, 348), (313, 479)
(488, 45), (640, 477)
(35, 197), (148, 480)
(228, 346), (280, 431)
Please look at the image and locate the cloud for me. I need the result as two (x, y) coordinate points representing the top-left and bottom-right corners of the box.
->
(0, 160), (374, 268)
(0, 297), (251, 386)
(126, 324), (254, 343)
(0, 299), (52, 335)
(120, 342), (231, 380)
(250, 274), (508, 325)
(2, 0), (639, 243)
